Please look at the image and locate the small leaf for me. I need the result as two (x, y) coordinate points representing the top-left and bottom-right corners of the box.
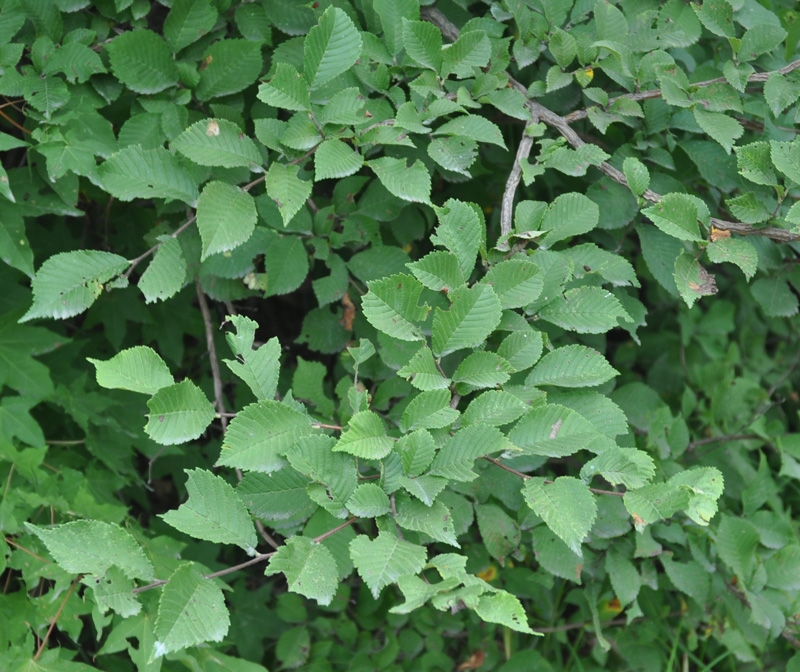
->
(350, 531), (427, 598)
(333, 411), (394, 459)
(98, 146), (199, 204)
(483, 258), (543, 309)
(368, 157), (432, 203)
(164, 0), (218, 52)
(400, 389), (459, 432)
(107, 29), (177, 94)
(196, 182), (257, 261)
(673, 254), (718, 308)
(398, 429), (437, 477)
(509, 404), (601, 458)
(362, 274), (429, 342)
(161, 468), (257, 555)
(751, 276), (799, 317)
(622, 157), (650, 196)
(431, 284), (502, 357)
(706, 238), (757, 280)
(223, 315), (280, 401)
(396, 495), (458, 546)
(693, 108), (743, 154)
(538, 286), (630, 334)
(642, 193), (703, 241)
(431, 200), (482, 280)
(138, 236), (186, 303)
(145, 381), (216, 445)
(304, 7), (362, 89)
(523, 477), (597, 556)
(580, 447), (656, 489)
(429, 424), (517, 482)
(623, 483), (689, 532)
(475, 591), (534, 634)
(196, 39), (263, 100)
(315, 139), (364, 180)
(88, 346), (174, 395)
(397, 345), (451, 391)
(402, 18), (442, 70)
(265, 535), (339, 612)
(266, 162), (313, 227)
(347, 483), (391, 517)
(526, 345), (619, 388)
(434, 114), (505, 149)
(21, 250), (128, 322)
(172, 118), (261, 168)
(153, 563), (229, 659)
(257, 62), (311, 112)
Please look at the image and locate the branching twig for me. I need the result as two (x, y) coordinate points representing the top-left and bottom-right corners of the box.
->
(123, 214), (196, 281)
(132, 518), (357, 594)
(500, 122), (537, 237)
(421, 9), (800, 244)
(564, 59), (800, 124)
(483, 457), (624, 496)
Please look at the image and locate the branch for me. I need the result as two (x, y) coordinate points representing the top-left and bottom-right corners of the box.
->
(34, 574), (83, 660)
(420, 9), (800, 244)
(532, 609), (684, 634)
(195, 279), (228, 432)
(500, 122), (537, 237)
(123, 214), (196, 281)
(132, 518), (357, 594)
(564, 59), (800, 123)
(687, 433), (762, 450)
(483, 457), (624, 496)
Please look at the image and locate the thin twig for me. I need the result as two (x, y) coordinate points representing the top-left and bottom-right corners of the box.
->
(687, 433), (762, 450)
(288, 145), (319, 166)
(195, 279), (227, 432)
(45, 439), (85, 446)
(500, 122), (537, 237)
(255, 520), (280, 550)
(313, 423), (343, 430)
(361, 119), (396, 134)
(533, 609), (684, 634)
(4, 537), (51, 564)
(34, 574), (83, 660)
(242, 175), (266, 192)
(565, 59), (800, 123)
(123, 215), (196, 281)
(132, 518), (357, 594)
(483, 457), (624, 496)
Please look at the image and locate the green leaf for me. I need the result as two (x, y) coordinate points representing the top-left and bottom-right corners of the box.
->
(669, 467), (724, 526)
(374, 0), (418, 56)
(257, 62), (311, 112)
(427, 136), (478, 176)
(161, 468), (257, 555)
(429, 424), (517, 481)
(238, 469), (312, 521)
(623, 157), (650, 196)
(304, 7), (362, 90)
(223, 315), (280, 401)
(605, 550), (641, 607)
(347, 483), (391, 517)
(26, 520), (154, 580)
(623, 483), (689, 532)
(153, 563), (229, 659)
(396, 495), (458, 546)
(397, 345), (451, 391)
(580, 447), (656, 489)
(642, 193), (703, 241)
(563, 243), (639, 287)
(350, 531), (427, 598)
(400, 389), (459, 432)
(771, 138), (800, 184)
(0, 205), (33, 277)
(21, 250), (128, 322)
(196, 181), (257, 261)
(476, 503), (519, 562)
(431, 284), (502, 357)
(88, 345), (174, 395)
(440, 30), (491, 78)
(497, 327), (544, 372)
(263, 235), (310, 297)
(765, 545), (800, 591)
(172, 119), (261, 168)
(399, 475), (448, 506)
(764, 72), (800, 117)
(538, 287), (630, 334)
(750, 276), (799, 317)
(362, 274), (429, 342)
(217, 401), (314, 473)
(538, 192), (599, 248)
(431, 200), (482, 280)
(265, 536), (339, 606)
(402, 18), (442, 70)
(693, 0), (734, 38)
(398, 429), (436, 477)
(98, 146), (199, 204)
(145, 380), (216, 445)
(523, 477), (597, 556)
(315, 139), (364, 180)
(739, 24), (787, 62)
(735, 141), (778, 186)
(265, 162), (313, 227)
(453, 351), (513, 390)
(509, 404), (601, 458)
(163, 0), (218, 53)
(462, 390), (528, 427)
(716, 515), (759, 579)
(368, 157), (431, 203)
(526, 345), (619, 388)
(138, 236), (186, 303)
(107, 29), (177, 94)
(673, 254), (718, 308)
(483, 258), (543, 309)
(434, 114), (505, 149)
(692, 108), (743, 154)
(333, 410), (394, 459)
(475, 591), (534, 634)
(706, 238), (758, 280)
(196, 39), (263, 100)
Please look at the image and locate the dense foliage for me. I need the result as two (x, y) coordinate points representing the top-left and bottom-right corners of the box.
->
(3, 0), (800, 669)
